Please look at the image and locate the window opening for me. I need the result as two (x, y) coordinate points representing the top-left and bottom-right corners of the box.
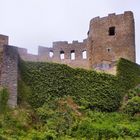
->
(82, 50), (87, 59)
(60, 51), (65, 60)
(70, 50), (75, 60)
(109, 26), (115, 36)
(49, 50), (54, 58)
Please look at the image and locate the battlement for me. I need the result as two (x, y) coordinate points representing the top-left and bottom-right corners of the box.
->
(53, 39), (87, 47)
(53, 41), (68, 47)
(0, 34), (9, 46)
(90, 11), (134, 26)
(124, 11), (134, 16)
(108, 13), (116, 17)
(18, 47), (28, 54)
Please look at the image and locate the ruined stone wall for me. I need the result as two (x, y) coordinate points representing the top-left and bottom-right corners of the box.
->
(38, 39), (89, 69)
(18, 40), (89, 69)
(18, 48), (38, 61)
(0, 45), (18, 107)
(88, 11), (135, 69)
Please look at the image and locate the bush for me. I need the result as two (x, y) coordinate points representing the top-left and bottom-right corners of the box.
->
(18, 80), (32, 106)
(123, 96), (140, 116)
(0, 87), (9, 113)
(36, 98), (78, 136)
(0, 135), (7, 140)
(72, 111), (140, 139)
(127, 87), (140, 100)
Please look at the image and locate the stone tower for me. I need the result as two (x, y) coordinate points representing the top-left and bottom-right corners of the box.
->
(87, 11), (135, 69)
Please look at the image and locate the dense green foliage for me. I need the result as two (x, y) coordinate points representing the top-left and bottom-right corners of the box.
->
(0, 87), (9, 113)
(117, 58), (140, 90)
(123, 96), (140, 116)
(122, 86), (140, 116)
(74, 111), (140, 139)
(1, 58), (140, 139)
(19, 61), (124, 112)
(117, 59), (140, 116)
(1, 101), (140, 139)
(127, 87), (140, 100)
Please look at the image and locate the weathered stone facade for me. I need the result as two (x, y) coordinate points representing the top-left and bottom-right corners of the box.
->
(0, 11), (136, 107)
(0, 36), (18, 107)
(18, 11), (135, 71)
(38, 39), (89, 69)
(88, 11), (135, 70)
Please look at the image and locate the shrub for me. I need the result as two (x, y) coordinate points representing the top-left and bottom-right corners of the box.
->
(123, 96), (140, 116)
(18, 80), (32, 106)
(36, 98), (78, 136)
(0, 87), (9, 113)
(127, 87), (140, 100)
(72, 111), (140, 139)
(0, 135), (7, 140)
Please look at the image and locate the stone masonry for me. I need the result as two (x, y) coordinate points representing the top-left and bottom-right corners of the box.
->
(18, 11), (135, 71)
(0, 11), (136, 107)
(0, 37), (18, 107)
(88, 11), (135, 70)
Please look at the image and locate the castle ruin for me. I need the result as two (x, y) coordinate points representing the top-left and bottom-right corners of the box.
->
(0, 11), (136, 107)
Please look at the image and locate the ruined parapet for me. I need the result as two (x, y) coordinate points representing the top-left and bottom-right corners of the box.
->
(18, 48), (38, 61)
(0, 45), (18, 107)
(88, 11), (135, 69)
(38, 39), (89, 69)
(53, 41), (68, 48)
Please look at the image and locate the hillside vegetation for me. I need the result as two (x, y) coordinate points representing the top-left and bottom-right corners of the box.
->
(0, 58), (140, 139)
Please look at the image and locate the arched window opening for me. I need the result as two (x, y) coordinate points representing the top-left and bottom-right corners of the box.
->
(60, 51), (65, 60)
(70, 50), (75, 60)
(82, 50), (87, 59)
(49, 50), (54, 58)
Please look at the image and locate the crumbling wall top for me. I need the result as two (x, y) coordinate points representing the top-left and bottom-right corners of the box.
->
(90, 11), (134, 26)
(124, 11), (133, 16)
(53, 41), (68, 47)
(0, 34), (9, 45)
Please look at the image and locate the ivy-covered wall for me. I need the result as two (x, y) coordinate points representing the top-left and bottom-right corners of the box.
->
(117, 58), (140, 90)
(19, 60), (125, 112)
(19, 58), (140, 112)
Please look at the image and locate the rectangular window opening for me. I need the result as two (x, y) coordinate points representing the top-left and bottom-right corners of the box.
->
(109, 27), (115, 36)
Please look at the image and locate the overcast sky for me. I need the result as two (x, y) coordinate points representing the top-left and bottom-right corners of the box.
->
(0, 0), (139, 63)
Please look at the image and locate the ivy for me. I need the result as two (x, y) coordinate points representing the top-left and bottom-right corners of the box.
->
(117, 58), (140, 90)
(19, 60), (124, 112)
(0, 87), (9, 113)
